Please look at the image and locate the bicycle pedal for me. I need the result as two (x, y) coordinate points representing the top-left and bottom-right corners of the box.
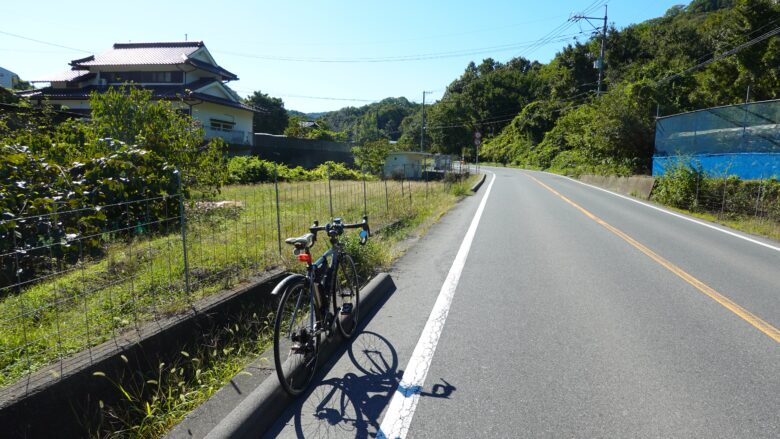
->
(340, 303), (353, 315)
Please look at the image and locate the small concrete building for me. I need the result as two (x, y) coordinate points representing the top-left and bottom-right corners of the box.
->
(383, 151), (433, 179)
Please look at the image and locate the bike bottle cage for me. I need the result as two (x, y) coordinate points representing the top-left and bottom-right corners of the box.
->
(284, 233), (315, 249)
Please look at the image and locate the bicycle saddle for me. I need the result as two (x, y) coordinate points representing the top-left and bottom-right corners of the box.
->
(285, 233), (315, 248)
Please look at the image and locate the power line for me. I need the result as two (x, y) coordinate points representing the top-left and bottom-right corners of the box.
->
(659, 25), (780, 84)
(269, 94), (378, 103)
(214, 32), (589, 64)
(0, 29), (93, 54)
(685, 15), (780, 69)
(263, 14), (568, 48)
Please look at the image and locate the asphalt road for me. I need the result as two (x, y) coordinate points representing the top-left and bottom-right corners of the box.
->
(265, 167), (779, 438)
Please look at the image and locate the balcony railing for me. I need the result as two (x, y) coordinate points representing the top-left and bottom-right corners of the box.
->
(203, 126), (251, 145)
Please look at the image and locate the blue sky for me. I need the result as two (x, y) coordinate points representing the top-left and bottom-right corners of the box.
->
(1, 0), (687, 113)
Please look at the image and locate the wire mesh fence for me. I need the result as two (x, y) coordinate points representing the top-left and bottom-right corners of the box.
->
(654, 99), (780, 180)
(653, 164), (780, 240)
(686, 176), (780, 237)
(0, 164), (472, 391)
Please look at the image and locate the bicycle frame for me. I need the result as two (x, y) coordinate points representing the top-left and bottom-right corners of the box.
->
(274, 215), (368, 395)
(305, 244), (342, 335)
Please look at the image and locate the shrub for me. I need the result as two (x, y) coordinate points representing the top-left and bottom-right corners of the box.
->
(226, 157), (372, 184)
(652, 158), (704, 209)
(227, 156), (275, 184)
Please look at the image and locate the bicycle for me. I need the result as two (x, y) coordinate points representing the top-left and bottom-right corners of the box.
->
(272, 215), (371, 396)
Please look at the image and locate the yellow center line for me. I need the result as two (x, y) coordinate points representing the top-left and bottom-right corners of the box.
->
(526, 173), (780, 344)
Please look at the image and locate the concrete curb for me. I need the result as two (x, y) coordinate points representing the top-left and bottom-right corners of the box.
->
(171, 273), (396, 439)
(471, 174), (487, 192)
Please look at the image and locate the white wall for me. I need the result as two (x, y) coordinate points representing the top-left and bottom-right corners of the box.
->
(192, 102), (253, 145)
(384, 153), (427, 179)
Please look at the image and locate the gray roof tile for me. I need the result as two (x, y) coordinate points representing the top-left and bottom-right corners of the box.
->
(75, 42), (203, 66)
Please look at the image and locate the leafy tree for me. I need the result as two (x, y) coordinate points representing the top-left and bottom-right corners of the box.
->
(244, 91), (288, 134)
(318, 97), (417, 143)
(12, 79), (33, 91)
(85, 86), (227, 191)
(352, 139), (393, 175)
(283, 116), (348, 141)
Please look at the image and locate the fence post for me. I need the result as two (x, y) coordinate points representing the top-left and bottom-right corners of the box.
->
(50, 203), (64, 375)
(327, 164), (334, 219)
(384, 175), (389, 215)
(176, 171), (191, 296)
(12, 229), (32, 383)
(408, 177), (413, 207)
(424, 157), (429, 198)
(719, 178), (728, 219)
(755, 178), (764, 218)
(362, 169), (368, 217)
(274, 163), (282, 256)
(401, 165), (405, 198)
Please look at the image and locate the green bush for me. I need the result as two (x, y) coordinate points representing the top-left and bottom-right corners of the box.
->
(652, 159), (780, 221)
(227, 156), (275, 184)
(312, 161), (369, 180)
(652, 158), (704, 209)
(226, 157), (371, 184)
(0, 144), (179, 290)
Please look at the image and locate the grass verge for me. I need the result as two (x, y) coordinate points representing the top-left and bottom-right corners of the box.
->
(92, 175), (478, 438)
(0, 176), (474, 389)
(0, 174), (478, 437)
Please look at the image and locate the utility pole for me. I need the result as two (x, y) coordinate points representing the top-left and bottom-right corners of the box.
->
(420, 91), (432, 152)
(571, 5), (608, 95)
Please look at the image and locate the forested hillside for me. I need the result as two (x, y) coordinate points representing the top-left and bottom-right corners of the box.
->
(317, 97), (418, 144)
(437, 0), (779, 175)
(300, 0), (779, 176)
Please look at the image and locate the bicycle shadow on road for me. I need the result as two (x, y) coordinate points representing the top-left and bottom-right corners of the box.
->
(290, 331), (455, 439)
(264, 283), (457, 439)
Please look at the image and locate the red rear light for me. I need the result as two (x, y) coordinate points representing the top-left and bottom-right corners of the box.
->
(297, 254), (312, 264)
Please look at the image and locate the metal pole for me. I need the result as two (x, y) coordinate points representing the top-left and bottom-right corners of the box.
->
(597, 5), (608, 95)
(274, 163), (282, 256)
(362, 170), (368, 216)
(754, 178), (764, 218)
(424, 157), (429, 197)
(401, 165), (405, 198)
(420, 92), (426, 152)
(474, 145), (479, 173)
(384, 177), (389, 215)
(408, 177), (412, 207)
(327, 163), (334, 219)
(176, 171), (191, 295)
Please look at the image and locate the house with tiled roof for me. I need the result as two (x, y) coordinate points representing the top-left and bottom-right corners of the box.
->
(20, 41), (254, 146)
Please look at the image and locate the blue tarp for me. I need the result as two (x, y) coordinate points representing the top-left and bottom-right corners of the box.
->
(654, 100), (780, 179)
(652, 153), (780, 179)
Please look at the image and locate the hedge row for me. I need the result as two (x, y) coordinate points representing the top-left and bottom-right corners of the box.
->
(227, 156), (372, 184)
(652, 160), (780, 220)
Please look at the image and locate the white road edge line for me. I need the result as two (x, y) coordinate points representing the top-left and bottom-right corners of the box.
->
(377, 172), (496, 439)
(546, 172), (780, 253)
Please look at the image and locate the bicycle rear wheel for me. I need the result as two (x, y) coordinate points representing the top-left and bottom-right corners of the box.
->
(333, 253), (360, 338)
(274, 278), (319, 396)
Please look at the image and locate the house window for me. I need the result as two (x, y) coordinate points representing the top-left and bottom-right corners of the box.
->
(210, 119), (235, 132)
(105, 71), (183, 84)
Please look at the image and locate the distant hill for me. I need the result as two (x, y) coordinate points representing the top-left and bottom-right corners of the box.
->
(287, 110), (325, 120)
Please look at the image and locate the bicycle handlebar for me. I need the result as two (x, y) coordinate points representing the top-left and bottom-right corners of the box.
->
(308, 216), (371, 245)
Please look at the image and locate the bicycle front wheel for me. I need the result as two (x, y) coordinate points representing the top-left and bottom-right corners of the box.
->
(274, 278), (319, 396)
(334, 253), (360, 338)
